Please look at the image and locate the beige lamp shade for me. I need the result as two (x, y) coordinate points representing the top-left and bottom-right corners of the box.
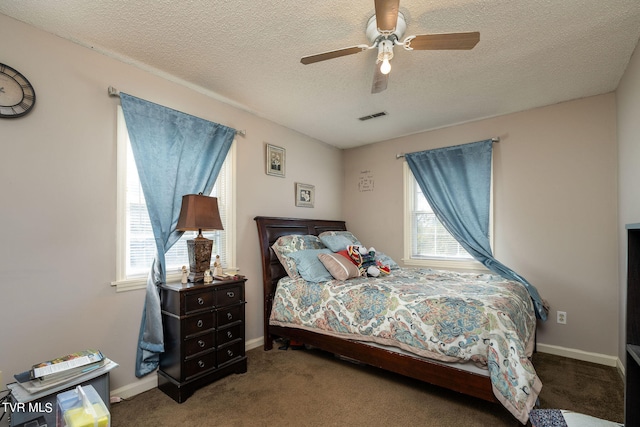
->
(176, 194), (223, 234)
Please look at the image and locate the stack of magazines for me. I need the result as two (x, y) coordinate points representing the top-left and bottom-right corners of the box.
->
(30, 349), (105, 383)
(13, 349), (117, 394)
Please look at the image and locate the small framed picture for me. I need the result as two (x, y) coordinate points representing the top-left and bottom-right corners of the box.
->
(295, 183), (315, 208)
(266, 144), (285, 177)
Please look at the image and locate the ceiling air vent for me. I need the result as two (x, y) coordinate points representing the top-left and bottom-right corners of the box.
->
(358, 111), (388, 121)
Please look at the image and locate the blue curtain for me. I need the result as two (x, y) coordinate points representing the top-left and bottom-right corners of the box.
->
(120, 93), (236, 377)
(405, 140), (547, 320)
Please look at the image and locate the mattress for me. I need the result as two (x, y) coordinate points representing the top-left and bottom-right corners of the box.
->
(270, 267), (540, 424)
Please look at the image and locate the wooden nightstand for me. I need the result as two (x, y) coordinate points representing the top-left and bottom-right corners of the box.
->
(157, 277), (247, 403)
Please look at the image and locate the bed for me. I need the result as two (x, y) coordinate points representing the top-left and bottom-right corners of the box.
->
(255, 216), (541, 424)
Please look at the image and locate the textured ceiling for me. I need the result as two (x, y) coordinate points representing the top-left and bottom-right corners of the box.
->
(2, 0), (640, 149)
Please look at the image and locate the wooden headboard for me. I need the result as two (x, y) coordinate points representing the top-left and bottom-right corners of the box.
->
(254, 216), (347, 348)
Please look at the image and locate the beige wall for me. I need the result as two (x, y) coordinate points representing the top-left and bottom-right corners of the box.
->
(617, 39), (640, 366)
(0, 14), (342, 394)
(343, 94), (619, 356)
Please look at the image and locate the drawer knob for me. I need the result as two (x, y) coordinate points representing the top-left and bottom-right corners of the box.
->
(198, 340), (206, 348)
(227, 291), (235, 298)
(197, 319), (203, 328)
(227, 331), (233, 339)
(227, 312), (233, 320)
(198, 360), (205, 368)
(197, 297), (204, 305)
(227, 349), (234, 357)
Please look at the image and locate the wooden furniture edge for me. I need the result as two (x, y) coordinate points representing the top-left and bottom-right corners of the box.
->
(253, 215), (498, 404)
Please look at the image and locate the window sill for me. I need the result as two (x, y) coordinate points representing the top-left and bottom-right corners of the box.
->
(111, 273), (182, 293)
(402, 257), (488, 272)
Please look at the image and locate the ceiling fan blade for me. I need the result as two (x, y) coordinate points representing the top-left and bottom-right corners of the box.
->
(406, 32), (480, 50)
(371, 63), (388, 94)
(375, 0), (400, 33)
(301, 45), (369, 65)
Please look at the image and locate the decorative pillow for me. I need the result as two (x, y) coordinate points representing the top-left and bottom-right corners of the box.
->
(336, 249), (356, 264)
(288, 249), (333, 283)
(272, 234), (326, 278)
(376, 251), (400, 270)
(318, 231), (362, 252)
(318, 252), (361, 281)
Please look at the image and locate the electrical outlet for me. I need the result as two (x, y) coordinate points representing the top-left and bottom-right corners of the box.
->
(557, 311), (567, 324)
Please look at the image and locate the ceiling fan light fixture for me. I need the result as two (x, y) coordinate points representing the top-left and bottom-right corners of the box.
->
(380, 58), (391, 75)
(300, 2), (479, 94)
(377, 39), (394, 75)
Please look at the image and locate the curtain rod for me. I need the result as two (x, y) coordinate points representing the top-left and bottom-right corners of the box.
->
(107, 86), (246, 137)
(395, 137), (500, 159)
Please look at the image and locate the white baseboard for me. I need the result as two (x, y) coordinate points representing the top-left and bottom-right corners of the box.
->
(245, 336), (263, 351)
(110, 374), (157, 399)
(110, 338), (265, 400)
(617, 357), (626, 377)
(537, 343), (620, 368)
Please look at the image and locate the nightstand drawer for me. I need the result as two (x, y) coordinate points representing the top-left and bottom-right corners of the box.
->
(217, 323), (243, 347)
(218, 340), (244, 366)
(185, 290), (215, 313)
(216, 284), (243, 306)
(217, 304), (243, 328)
(158, 278), (247, 403)
(184, 333), (215, 357)
(184, 312), (214, 337)
(184, 351), (216, 379)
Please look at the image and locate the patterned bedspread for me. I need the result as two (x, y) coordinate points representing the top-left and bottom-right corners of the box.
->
(270, 267), (541, 424)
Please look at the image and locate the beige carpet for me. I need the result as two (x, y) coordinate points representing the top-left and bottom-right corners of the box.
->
(110, 345), (623, 426)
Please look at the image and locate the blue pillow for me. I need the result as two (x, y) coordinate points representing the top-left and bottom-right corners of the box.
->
(287, 249), (333, 282)
(271, 234), (326, 278)
(319, 231), (362, 252)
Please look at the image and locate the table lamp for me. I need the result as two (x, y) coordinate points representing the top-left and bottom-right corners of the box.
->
(176, 193), (223, 282)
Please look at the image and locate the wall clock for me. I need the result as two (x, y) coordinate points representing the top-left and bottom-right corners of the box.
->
(0, 63), (36, 118)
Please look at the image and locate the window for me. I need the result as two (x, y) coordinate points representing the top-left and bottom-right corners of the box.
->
(403, 163), (489, 270)
(113, 106), (236, 291)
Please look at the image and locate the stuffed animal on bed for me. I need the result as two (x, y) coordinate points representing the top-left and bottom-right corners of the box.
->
(346, 245), (391, 277)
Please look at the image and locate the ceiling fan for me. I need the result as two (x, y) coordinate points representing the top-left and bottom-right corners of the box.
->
(300, 0), (480, 94)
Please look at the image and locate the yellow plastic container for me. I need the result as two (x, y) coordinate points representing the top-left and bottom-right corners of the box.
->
(56, 384), (110, 427)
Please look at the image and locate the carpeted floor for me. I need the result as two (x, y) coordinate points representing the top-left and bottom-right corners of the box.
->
(110, 345), (623, 426)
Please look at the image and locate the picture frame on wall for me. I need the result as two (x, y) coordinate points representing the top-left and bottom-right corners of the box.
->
(295, 183), (315, 208)
(266, 143), (285, 177)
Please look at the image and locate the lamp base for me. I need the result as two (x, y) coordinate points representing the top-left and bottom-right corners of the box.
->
(186, 237), (213, 282)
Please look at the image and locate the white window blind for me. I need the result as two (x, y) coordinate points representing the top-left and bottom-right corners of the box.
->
(403, 163), (488, 270)
(410, 182), (472, 260)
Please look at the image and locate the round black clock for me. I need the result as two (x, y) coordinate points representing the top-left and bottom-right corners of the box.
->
(0, 63), (36, 118)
